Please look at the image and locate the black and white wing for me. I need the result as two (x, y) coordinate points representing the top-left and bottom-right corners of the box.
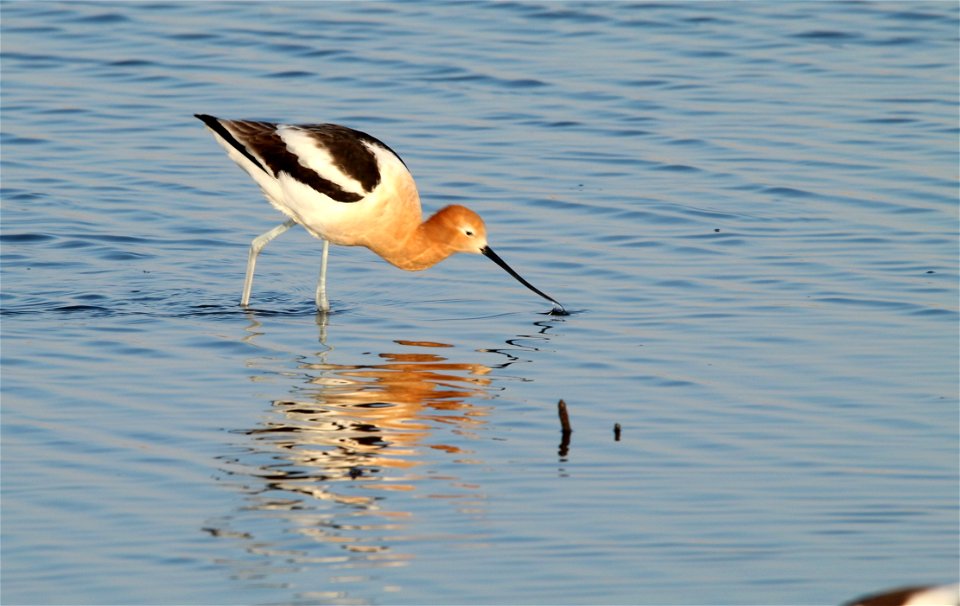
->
(195, 114), (405, 205)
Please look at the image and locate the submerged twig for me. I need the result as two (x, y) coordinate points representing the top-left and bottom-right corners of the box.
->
(558, 399), (573, 434)
(558, 399), (572, 457)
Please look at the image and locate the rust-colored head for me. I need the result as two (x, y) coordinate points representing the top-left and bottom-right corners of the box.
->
(424, 204), (489, 254)
(379, 205), (487, 270)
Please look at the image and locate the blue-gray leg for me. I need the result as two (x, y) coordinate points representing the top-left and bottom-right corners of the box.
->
(316, 239), (330, 313)
(241, 219), (296, 307)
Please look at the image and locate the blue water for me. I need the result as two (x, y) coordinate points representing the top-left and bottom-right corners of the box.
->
(2, 2), (957, 604)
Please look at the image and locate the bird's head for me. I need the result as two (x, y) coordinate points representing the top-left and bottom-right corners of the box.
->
(428, 205), (489, 254)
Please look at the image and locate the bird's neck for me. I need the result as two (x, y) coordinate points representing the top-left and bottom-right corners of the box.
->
(375, 213), (454, 271)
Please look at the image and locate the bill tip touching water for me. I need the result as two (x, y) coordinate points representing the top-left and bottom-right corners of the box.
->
(195, 114), (567, 315)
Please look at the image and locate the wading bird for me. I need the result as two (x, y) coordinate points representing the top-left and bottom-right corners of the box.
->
(196, 114), (566, 314)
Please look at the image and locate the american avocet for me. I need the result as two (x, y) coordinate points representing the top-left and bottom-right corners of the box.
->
(844, 583), (960, 606)
(195, 114), (566, 315)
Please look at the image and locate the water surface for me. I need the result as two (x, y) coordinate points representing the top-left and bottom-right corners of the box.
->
(2, 2), (957, 604)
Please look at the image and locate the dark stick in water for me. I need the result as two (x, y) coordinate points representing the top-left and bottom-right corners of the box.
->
(558, 399), (573, 457)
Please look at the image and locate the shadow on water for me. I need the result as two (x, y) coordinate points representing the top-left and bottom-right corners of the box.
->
(203, 313), (562, 598)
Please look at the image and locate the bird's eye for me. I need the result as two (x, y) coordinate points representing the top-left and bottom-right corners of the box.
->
(464, 229), (474, 237)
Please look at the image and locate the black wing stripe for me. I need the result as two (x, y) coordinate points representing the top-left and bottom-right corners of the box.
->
(255, 126), (365, 203)
(195, 114), (268, 175)
(301, 125), (383, 193)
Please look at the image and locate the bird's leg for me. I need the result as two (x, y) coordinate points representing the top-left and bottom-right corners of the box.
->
(316, 238), (330, 313)
(242, 218), (296, 307)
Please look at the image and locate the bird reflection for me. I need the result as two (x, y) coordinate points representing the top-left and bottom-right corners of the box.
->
(208, 313), (564, 598)
(209, 337), (495, 576)
(247, 341), (492, 497)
